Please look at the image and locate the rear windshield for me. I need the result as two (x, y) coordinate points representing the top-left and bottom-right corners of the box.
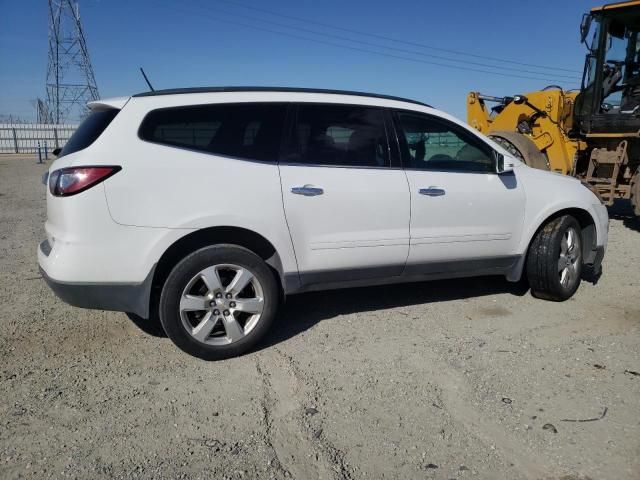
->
(59, 108), (119, 157)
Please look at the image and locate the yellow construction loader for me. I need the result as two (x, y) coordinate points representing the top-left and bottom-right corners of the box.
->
(467, 1), (640, 215)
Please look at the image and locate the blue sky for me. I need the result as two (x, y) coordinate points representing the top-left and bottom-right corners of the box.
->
(1, 0), (592, 122)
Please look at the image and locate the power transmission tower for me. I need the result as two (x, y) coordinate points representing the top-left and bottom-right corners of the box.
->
(46, 0), (99, 124)
(35, 98), (53, 124)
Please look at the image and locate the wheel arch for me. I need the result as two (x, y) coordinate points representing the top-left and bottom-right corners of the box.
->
(150, 226), (286, 312)
(528, 207), (598, 263)
(509, 207), (598, 282)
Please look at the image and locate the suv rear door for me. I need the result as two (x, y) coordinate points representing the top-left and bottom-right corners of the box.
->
(279, 102), (410, 287)
(107, 101), (289, 229)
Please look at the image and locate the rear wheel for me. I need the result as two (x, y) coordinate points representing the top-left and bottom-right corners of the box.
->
(159, 245), (279, 360)
(526, 215), (582, 301)
(489, 131), (550, 171)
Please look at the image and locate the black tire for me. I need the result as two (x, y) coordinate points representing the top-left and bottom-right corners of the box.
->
(526, 215), (583, 301)
(489, 131), (550, 171)
(159, 245), (279, 360)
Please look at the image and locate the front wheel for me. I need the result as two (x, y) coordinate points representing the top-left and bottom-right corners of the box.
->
(526, 215), (583, 301)
(159, 245), (279, 360)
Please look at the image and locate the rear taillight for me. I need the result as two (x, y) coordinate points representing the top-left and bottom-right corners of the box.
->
(49, 166), (121, 197)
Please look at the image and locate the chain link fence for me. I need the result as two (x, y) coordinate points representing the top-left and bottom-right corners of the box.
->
(0, 124), (78, 154)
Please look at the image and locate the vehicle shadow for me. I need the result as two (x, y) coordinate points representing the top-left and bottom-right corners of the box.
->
(257, 275), (529, 351)
(124, 275), (529, 346)
(126, 311), (167, 338)
(608, 199), (640, 232)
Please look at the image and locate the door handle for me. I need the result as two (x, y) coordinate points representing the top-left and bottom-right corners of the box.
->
(291, 185), (324, 196)
(419, 187), (446, 197)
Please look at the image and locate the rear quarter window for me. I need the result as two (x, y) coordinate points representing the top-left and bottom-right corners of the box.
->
(138, 103), (287, 162)
(59, 108), (119, 157)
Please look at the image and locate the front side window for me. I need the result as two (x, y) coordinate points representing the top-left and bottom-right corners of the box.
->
(396, 112), (494, 173)
(285, 104), (389, 167)
(139, 103), (287, 162)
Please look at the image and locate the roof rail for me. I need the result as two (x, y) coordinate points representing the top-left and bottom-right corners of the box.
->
(132, 86), (432, 108)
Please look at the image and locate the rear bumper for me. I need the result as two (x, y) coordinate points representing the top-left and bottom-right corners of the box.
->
(39, 240), (154, 318)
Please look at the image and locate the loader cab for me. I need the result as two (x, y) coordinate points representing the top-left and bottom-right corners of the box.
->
(574, 2), (640, 134)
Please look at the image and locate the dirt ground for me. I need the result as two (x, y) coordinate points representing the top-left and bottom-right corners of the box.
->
(0, 153), (639, 480)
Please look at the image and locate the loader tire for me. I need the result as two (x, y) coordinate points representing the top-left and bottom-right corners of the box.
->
(526, 215), (582, 301)
(631, 171), (640, 217)
(489, 131), (550, 171)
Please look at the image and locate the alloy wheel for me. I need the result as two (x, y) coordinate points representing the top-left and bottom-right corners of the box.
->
(179, 264), (264, 345)
(558, 227), (581, 288)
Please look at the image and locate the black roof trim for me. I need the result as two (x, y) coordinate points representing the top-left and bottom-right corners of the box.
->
(133, 86), (432, 108)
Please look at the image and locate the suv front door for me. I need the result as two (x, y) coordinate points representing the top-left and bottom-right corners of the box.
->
(394, 110), (525, 275)
(279, 103), (410, 287)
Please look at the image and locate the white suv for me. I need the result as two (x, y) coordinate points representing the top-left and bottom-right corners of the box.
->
(38, 87), (609, 359)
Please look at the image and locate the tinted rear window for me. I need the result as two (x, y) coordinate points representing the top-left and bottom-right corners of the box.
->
(139, 103), (287, 162)
(60, 108), (119, 157)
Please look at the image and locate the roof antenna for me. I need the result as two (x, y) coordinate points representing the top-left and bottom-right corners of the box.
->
(140, 67), (155, 91)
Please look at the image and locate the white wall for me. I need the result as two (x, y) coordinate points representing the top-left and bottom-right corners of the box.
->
(0, 124), (78, 154)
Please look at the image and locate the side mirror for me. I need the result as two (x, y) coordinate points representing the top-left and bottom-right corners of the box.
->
(495, 151), (514, 174)
(580, 13), (592, 43)
(52, 147), (62, 156)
